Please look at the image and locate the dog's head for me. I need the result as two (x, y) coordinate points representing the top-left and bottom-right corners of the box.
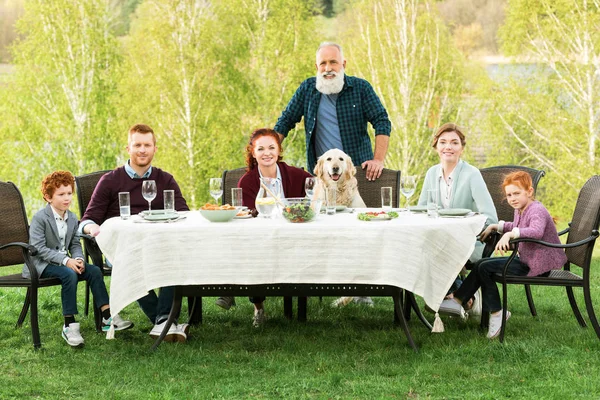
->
(313, 148), (356, 185)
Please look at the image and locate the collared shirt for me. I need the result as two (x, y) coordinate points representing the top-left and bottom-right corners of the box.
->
(124, 160), (152, 179)
(49, 206), (70, 266)
(437, 162), (460, 209)
(258, 164), (283, 189)
(274, 75), (391, 172)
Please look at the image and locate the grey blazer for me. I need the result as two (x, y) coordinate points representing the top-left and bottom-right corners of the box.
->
(22, 204), (84, 279)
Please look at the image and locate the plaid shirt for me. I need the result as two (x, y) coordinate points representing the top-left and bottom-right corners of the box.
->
(274, 75), (391, 173)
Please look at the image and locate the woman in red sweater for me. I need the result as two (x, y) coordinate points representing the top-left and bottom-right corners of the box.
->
(216, 128), (312, 327)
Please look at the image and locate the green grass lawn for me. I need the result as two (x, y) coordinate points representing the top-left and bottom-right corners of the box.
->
(1, 260), (599, 399)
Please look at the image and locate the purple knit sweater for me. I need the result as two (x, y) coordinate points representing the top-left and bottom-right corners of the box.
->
(503, 200), (567, 276)
(82, 166), (189, 225)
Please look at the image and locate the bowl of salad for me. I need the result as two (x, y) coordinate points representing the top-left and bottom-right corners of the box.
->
(281, 198), (320, 223)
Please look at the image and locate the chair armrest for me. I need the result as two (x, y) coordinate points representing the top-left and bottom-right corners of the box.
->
(0, 242), (40, 282)
(0, 241), (37, 256)
(81, 235), (104, 267)
(509, 230), (599, 249)
(557, 222), (571, 236)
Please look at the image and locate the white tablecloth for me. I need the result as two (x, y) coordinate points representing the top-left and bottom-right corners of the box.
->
(96, 210), (486, 317)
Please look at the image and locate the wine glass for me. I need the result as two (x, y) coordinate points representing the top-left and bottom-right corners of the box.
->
(400, 175), (416, 210)
(209, 178), (223, 204)
(305, 177), (316, 199)
(141, 180), (157, 211)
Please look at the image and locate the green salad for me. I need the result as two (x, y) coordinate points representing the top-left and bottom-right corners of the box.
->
(282, 203), (316, 223)
(357, 211), (399, 221)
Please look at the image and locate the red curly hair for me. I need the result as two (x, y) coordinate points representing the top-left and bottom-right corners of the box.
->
(502, 171), (533, 196)
(244, 128), (283, 171)
(41, 170), (75, 201)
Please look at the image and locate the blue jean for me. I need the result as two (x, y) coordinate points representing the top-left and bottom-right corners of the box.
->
(137, 287), (175, 324)
(41, 263), (109, 316)
(453, 256), (530, 313)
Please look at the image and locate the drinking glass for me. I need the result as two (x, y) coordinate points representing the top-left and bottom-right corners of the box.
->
(400, 175), (416, 210)
(381, 187), (392, 211)
(209, 178), (223, 204)
(163, 190), (175, 212)
(141, 180), (157, 211)
(427, 189), (439, 218)
(231, 188), (243, 208)
(118, 192), (130, 219)
(305, 177), (316, 199)
(326, 187), (336, 215)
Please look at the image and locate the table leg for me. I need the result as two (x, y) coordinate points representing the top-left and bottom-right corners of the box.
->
(406, 292), (432, 331)
(151, 293), (183, 351)
(298, 297), (307, 322)
(284, 296), (293, 319)
(187, 296), (202, 325)
(392, 289), (418, 352)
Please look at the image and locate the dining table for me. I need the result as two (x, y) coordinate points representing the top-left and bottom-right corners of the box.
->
(96, 208), (486, 350)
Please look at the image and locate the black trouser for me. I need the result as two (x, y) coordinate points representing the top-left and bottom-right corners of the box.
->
(454, 256), (529, 313)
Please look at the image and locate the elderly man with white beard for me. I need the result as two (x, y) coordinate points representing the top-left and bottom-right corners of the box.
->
(274, 42), (391, 181)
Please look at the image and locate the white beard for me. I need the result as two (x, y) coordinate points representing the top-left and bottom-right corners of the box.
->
(315, 69), (345, 95)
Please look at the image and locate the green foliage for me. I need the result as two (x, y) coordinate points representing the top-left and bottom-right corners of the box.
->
(2, 0), (121, 215)
(339, 0), (466, 183)
(494, 0), (600, 218)
(116, 0), (318, 207)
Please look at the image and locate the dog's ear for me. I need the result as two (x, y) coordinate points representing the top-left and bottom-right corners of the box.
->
(314, 157), (324, 178)
(345, 156), (356, 178)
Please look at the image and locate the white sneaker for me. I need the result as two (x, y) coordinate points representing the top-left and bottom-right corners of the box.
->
(178, 323), (190, 336)
(149, 320), (187, 343)
(487, 310), (511, 339)
(102, 314), (134, 332)
(466, 290), (482, 323)
(62, 323), (84, 347)
(352, 297), (374, 307)
(438, 298), (469, 321)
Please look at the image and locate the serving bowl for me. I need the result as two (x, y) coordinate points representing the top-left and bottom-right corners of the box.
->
(281, 198), (320, 223)
(199, 208), (239, 222)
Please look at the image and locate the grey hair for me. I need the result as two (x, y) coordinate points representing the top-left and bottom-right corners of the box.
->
(316, 42), (344, 62)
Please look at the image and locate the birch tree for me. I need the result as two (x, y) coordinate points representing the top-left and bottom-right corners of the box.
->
(500, 0), (600, 169)
(118, 0), (318, 206)
(339, 0), (466, 179)
(2, 0), (120, 213)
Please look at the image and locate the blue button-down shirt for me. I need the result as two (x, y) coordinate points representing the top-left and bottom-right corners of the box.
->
(274, 75), (391, 173)
(124, 160), (152, 179)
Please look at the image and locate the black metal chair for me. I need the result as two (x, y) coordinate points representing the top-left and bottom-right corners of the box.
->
(221, 167), (246, 206)
(355, 168), (401, 208)
(492, 175), (600, 343)
(75, 170), (111, 326)
(0, 181), (93, 348)
(480, 165), (546, 316)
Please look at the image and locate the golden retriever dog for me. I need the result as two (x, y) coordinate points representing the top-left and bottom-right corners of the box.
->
(313, 148), (366, 208)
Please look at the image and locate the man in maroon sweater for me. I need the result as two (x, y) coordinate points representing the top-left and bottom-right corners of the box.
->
(81, 123), (190, 342)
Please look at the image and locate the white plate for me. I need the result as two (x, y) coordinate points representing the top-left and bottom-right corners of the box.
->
(438, 208), (472, 217)
(141, 211), (179, 221)
(234, 214), (252, 219)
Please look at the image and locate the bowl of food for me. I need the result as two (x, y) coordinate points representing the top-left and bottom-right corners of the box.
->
(281, 198), (319, 223)
(199, 203), (239, 222)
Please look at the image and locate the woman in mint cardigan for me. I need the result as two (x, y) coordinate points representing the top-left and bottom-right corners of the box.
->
(417, 123), (498, 262)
